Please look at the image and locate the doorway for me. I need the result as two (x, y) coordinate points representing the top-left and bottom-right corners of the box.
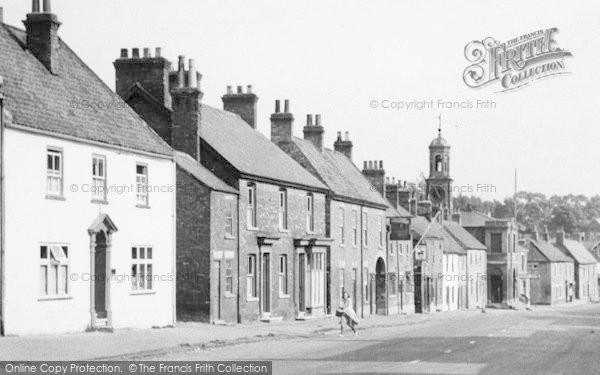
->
(298, 253), (305, 312)
(376, 258), (386, 315)
(262, 254), (271, 313)
(414, 265), (422, 313)
(94, 232), (107, 320)
(213, 260), (222, 321)
(491, 273), (503, 303)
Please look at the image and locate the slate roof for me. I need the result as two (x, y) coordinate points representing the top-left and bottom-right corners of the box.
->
(199, 106), (327, 191)
(439, 226), (467, 255)
(526, 239), (573, 263)
(459, 210), (493, 227)
(278, 137), (389, 208)
(556, 240), (597, 265)
(411, 216), (444, 239)
(583, 240), (600, 262)
(174, 151), (237, 194)
(0, 24), (172, 156)
(442, 221), (486, 250)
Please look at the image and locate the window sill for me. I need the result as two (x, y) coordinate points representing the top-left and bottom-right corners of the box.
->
(224, 292), (236, 299)
(246, 226), (259, 232)
(306, 230), (316, 235)
(45, 195), (65, 201)
(130, 290), (156, 296)
(279, 294), (290, 299)
(278, 228), (290, 233)
(92, 199), (109, 205)
(224, 234), (236, 240)
(246, 296), (259, 302)
(38, 295), (72, 301)
(136, 204), (151, 209)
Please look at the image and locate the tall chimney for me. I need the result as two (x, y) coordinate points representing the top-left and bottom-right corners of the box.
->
(303, 114), (325, 151)
(385, 178), (400, 209)
(24, 0), (61, 73)
(417, 200), (433, 221)
(114, 46), (172, 110)
(170, 56), (204, 161)
(556, 228), (565, 246)
(334, 131), (353, 160)
(362, 160), (386, 196)
(222, 84), (258, 129)
(271, 100), (294, 145)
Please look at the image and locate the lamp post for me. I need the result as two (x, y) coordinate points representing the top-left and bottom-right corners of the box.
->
(0, 76), (5, 336)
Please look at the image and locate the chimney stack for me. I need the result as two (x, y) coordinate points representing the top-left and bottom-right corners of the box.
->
(170, 56), (204, 161)
(541, 225), (550, 242)
(303, 114), (325, 151)
(362, 160), (386, 196)
(222, 84), (259, 129)
(0, 7), (4, 24)
(24, 0), (61, 73)
(271, 99), (294, 145)
(114, 46), (172, 110)
(334, 130), (353, 160)
(385, 177), (400, 209)
(451, 212), (462, 225)
(556, 228), (565, 246)
(417, 200), (433, 221)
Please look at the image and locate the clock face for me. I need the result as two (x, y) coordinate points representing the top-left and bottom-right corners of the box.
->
(429, 185), (446, 204)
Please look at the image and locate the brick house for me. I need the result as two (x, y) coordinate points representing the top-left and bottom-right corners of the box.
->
(0, 4), (176, 335)
(273, 115), (390, 319)
(457, 210), (522, 307)
(525, 232), (575, 305)
(173, 151), (238, 323)
(555, 230), (598, 302)
(114, 53), (330, 322)
(442, 221), (488, 309)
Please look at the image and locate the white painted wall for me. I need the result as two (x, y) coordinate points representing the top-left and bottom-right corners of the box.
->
(441, 253), (467, 311)
(3, 128), (176, 335)
(466, 250), (487, 309)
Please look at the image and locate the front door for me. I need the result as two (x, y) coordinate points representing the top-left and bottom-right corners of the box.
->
(491, 274), (503, 303)
(414, 266), (422, 313)
(375, 258), (386, 315)
(262, 254), (271, 313)
(94, 232), (107, 319)
(213, 261), (222, 321)
(298, 253), (305, 312)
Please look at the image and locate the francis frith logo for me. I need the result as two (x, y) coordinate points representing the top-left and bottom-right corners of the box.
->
(463, 28), (573, 92)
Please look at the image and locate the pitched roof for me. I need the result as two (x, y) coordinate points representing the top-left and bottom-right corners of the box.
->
(442, 221), (486, 250)
(556, 240), (597, 265)
(199, 106), (327, 191)
(411, 216), (444, 239)
(439, 226), (467, 255)
(174, 151), (237, 194)
(0, 24), (172, 156)
(583, 240), (600, 262)
(526, 239), (573, 263)
(459, 210), (493, 227)
(277, 137), (389, 208)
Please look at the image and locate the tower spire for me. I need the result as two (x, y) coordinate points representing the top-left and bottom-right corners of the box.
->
(438, 113), (442, 137)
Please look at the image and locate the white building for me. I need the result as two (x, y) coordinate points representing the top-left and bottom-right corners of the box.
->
(0, 3), (176, 335)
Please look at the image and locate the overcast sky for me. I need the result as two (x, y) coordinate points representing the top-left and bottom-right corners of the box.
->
(2, 0), (598, 201)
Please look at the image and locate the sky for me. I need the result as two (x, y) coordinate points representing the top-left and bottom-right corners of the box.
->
(2, 0), (599, 201)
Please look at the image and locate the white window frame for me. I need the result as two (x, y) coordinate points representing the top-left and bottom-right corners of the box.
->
(306, 193), (315, 233)
(46, 148), (63, 197)
(247, 255), (257, 298)
(131, 246), (153, 291)
(136, 163), (149, 207)
(352, 210), (358, 246)
(39, 244), (70, 298)
(224, 199), (234, 237)
(247, 183), (257, 229)
(224, 259), (234, 294)
(339, 207), (345, 245)
(92, 154), (107, 202)
(379, 215), (384, 247)
(279, 188), (288, 231)
(363, 212), (369, 247)
(279, 255), (288, 296)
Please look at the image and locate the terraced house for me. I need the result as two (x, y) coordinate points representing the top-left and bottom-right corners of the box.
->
(0, 3), (177, 335)
(555, 230), (598, 302)
(115, 51), (330, 322)
(274, 115), (390, 318)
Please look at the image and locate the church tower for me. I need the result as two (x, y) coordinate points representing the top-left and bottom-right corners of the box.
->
(426, 115), (453, 220)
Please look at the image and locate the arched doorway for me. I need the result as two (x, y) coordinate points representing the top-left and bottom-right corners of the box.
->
(490, 268), (503, 303)
(375, 258), (386, 315)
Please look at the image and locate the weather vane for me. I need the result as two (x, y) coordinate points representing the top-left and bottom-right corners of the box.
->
(438, 113), (442, 136)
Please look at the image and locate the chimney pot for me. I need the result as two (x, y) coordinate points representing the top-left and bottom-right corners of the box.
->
(364, 161), (367, 169)
(379, 160), (383, 169)
(392, 177), (396, 184)
(32, 0), (40, 13)
(237, 85), (243, 94)
(188, 59), (198, 89)
(306, 114), (313, 126)
(386, 177), (390, 184)
(143, 48), (151, 58)
(275, 100), (281, 113)
(42, 0), (51, 12)
(247, 85), (252, 94)
(132, 48), (140, 58)
(337, 131), (342, 140)
(177, 55), (185, 88)
(284, 100), (290, 113)
(315, 114), (322, 126)
(368, 161), (373, 169)
(227, 85), (233, 94)
(155, 47), (162, 58)
(120, 48), (128, 58)
(344, 131), (349, 141)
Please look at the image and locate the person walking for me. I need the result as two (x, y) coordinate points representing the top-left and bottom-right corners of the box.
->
(338, 292), (360, 337)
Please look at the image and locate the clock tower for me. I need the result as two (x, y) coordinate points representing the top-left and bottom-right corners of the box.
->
(426, 116), (453, 220)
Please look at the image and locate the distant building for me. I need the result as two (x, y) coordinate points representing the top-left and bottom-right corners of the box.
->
(525, 230), (575, 305)
(555, 230), (598, 302)
(438, 227), (467, 311)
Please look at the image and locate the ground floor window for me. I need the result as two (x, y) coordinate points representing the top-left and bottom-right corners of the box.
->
(132, 246), (153, 291)
(279, 255), (288, 296)
(247, 255), (257, 298)
(40, 245), (69, 297)
(224, 259), (233, 294)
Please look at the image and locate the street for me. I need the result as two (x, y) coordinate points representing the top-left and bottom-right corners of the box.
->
(147, 304), (600, 374)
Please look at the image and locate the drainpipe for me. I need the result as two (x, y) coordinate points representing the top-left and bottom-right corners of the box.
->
(359, 206), (364, 319)
(385, 220), (389, 316)
(0, 76), (5, 336)
(236, 196), (241, 323)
